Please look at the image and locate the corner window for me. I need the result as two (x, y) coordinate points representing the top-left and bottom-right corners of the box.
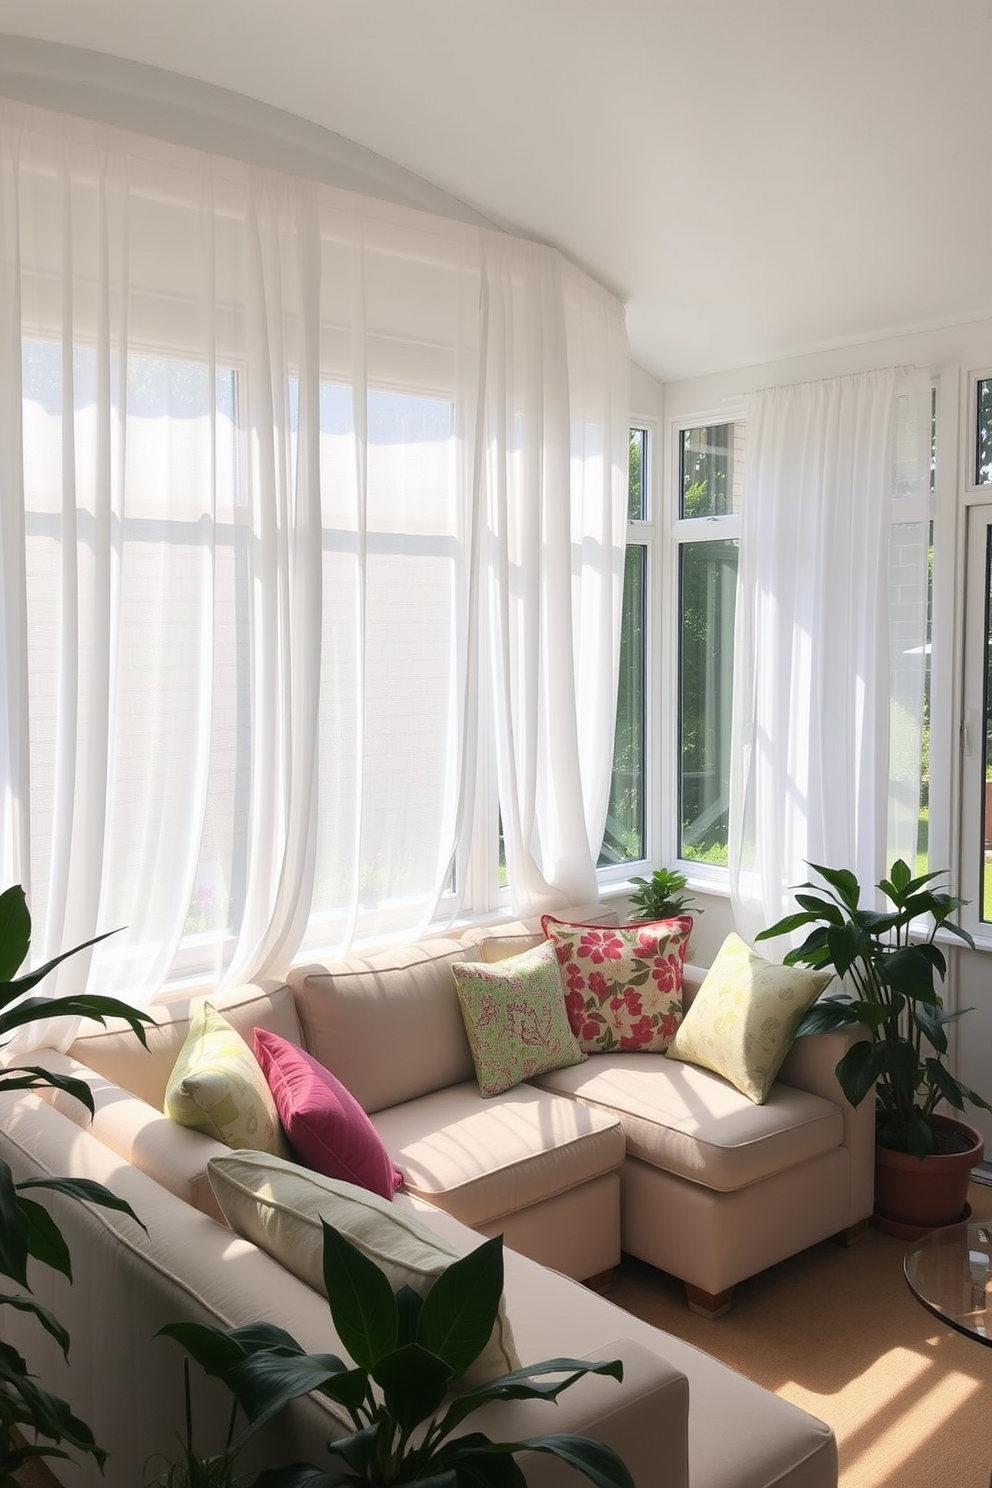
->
(600, 429), (649, 867)
(675, 421), (745, 866)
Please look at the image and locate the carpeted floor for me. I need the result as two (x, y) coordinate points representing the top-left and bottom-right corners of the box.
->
(610, 1180), (992, 1488)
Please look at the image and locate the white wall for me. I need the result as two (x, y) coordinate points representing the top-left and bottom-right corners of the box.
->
(653, 319), (992, 1149)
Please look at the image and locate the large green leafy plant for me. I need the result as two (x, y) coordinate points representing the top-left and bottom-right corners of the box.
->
(161, 1226), (635, 1488)
(0, 884), (154, 1481)
(756, 858), (992, 1157)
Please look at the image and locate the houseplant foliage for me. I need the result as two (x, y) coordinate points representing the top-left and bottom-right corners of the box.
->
(161, 1225), (635, 1488)
(0, 883), (154, 1481)
(627, 867), (701, 923)
(756, 859), (992, 1158)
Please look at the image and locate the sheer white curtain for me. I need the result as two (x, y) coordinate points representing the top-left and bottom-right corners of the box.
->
(729, 366), (932, 946)
(0, 99), (629, 1043)
(480, 239), (629, 916)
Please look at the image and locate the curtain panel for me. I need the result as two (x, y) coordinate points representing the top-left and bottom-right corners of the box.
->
(0, 99), (629, 1036)
(729, 365), (932, 946)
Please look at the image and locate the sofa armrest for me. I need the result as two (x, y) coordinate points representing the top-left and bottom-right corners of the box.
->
(777, 1026), (875, 1224)
(28, 1049), (229, 1222)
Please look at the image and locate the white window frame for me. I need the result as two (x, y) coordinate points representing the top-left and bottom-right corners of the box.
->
(597, 420), (656, 887)
(665, 406), (745, 890)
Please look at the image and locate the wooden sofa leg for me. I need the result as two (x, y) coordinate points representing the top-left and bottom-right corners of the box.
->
(583, 1268), (614, 1294)
(833, 1219), (869, 1246)
(684, 1283), (734, 1319)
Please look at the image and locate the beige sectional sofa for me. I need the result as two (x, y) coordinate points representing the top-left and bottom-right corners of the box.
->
(0, 909), (872, 1487)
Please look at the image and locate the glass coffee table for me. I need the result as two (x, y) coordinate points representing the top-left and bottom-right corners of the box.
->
(905, 1221), (992, 1487)
(904, 1221), (992, 1347)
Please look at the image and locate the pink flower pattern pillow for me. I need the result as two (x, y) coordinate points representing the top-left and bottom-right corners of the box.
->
(541, 915), (692, 1054)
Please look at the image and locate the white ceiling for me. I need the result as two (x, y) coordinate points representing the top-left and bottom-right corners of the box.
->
(0, 0), (989, 383)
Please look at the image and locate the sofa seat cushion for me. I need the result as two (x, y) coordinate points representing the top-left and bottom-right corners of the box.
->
(531, 1055), (844, 1193)
(371, 1081), (625, 1228)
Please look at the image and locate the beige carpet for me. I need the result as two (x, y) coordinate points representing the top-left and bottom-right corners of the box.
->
(610, 1181), (992, 1488)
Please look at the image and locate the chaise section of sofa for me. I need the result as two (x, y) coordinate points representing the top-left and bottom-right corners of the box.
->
(0, 1089), (838, 1488)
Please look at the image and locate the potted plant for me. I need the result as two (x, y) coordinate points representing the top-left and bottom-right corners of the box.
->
(756, 858), (992, 1235)
(160, 1225), (635, 1488)
(627, 867), (701, 923)
(0, 884), (154, 1480)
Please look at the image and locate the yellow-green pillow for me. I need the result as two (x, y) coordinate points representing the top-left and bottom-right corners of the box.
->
(165, 1000), (288, 1155)
(665, 932), (833, 1103)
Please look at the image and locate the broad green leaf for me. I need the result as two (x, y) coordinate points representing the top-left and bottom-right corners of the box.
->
(834, 1039), (882, 1108)
(18, 1196), (71, 1277)
(925, 1058), (965, 1110)
(0, 886), (30, 981)
(316, 1364), (371, 1420)
(19, 1175), (146, 1232)
(0, 1160), (30, 1285)
(825, 922), (866, 980)
(320, 1221), (398, 1371)
(878, 947), (937, 1001)
(754, 911), (819, 943)
(807, 862), (862, 911)
(158, 1320), (256, 1375)
(793, 999), (859, 1037)
(793, 894), (844, 924)
(0, 1293), (70, 1357)
(509, 1434), (635, 1488)
(228, 1350), (353, 1440)
(418, 1234), (503, 1379)
(435, 1357), (623, 1437)
(955, 1082), (992, 1115)
(875, 1039), (920, 1092)
(0, 1066), (96, 1117)
(325, 1421), (381, 1476)
(395, 1282), (423, 1348)
(0, 991), (152, 1045)
(373, 1341), (452, 1428)
(914, 1005), (950, 1055)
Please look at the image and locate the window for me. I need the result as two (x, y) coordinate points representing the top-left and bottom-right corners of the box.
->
(599, 428), (649, 867)
(962, 376), (992, 930)
(675, 421), (745, 865)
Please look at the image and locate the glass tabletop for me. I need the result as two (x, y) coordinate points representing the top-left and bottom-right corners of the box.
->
(904, 1221), (992, 1347)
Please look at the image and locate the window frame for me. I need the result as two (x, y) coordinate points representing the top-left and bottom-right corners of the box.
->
(665, 407), (745, 886)
(596, 420), (656, 888)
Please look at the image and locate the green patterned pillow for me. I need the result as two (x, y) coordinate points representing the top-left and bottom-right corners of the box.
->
(665, 932), (834, 1103)
(165, 1000), (289, 1155)
(452, 939), (585, 1098)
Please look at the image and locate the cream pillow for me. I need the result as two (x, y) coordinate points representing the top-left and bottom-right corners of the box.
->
(208, 1151), (520, 1386)
(165, 1001), (288, 1156)
(665, 932), (833, 1103)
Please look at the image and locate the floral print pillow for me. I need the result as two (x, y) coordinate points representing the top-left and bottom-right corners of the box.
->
(541, 916), (692, 1054)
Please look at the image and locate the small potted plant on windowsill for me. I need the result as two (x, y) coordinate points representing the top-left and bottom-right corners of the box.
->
(757, 858), (992, 1237)
(627, 867), (701, 924)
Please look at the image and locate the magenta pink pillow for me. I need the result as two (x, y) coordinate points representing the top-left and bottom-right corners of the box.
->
(252, 1028), (402, 1200)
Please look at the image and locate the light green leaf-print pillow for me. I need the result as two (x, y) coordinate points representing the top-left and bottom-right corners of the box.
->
(452, 939), (585, 1098)
(165, 999), (289, 1155)
(665, 932), (833, 1103)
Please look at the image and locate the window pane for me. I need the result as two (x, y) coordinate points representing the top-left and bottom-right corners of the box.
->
(600, 543), (645, 865)
(628, 428), (647, 520)
(983, 528), (992, 922)
(679, 538), (739, 863)
(680, 423), (745, 518)
(977, 379), (992, 485)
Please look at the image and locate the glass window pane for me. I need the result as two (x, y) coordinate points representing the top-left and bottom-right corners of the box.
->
(679, 538), (739, 864)
(628, 428), (647, 521)
(599, 544), (645, 865)
(680, 423), (745, 518)
(982, 529), (992, 922)
(977, 379), (992, 486)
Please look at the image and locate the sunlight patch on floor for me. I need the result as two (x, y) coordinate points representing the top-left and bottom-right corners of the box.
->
(778, 1348), (981, 1486)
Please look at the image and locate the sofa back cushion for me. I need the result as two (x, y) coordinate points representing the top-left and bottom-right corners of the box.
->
(67, 981), (303, 1110)
(288, 940), (479, 1113)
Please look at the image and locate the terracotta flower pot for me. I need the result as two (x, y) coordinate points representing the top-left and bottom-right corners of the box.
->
(872, 1114), (983, 1238)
